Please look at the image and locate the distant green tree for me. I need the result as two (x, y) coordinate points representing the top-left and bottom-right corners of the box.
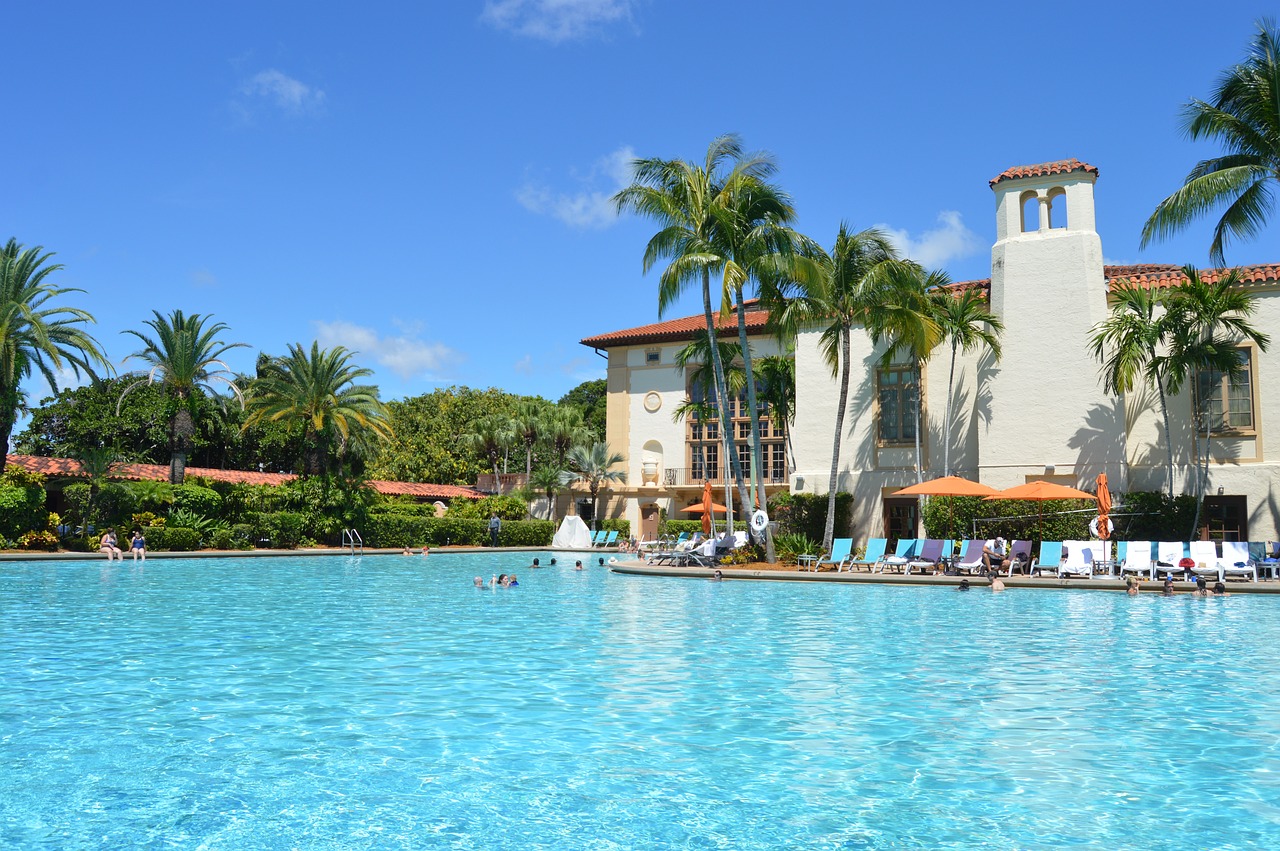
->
(559, 442), (626, 531)
(558, 378), (607, 440)
(529, 465), (562, 521)
(460, 414), (515, 487)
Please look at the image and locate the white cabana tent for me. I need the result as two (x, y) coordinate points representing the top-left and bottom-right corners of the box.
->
(552, 515), (593, 549)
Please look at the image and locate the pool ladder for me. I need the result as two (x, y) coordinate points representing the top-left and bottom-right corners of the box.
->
(342, 528), (363, 555)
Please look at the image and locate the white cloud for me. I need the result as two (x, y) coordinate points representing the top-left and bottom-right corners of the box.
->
(481, 0), (635, 42)
(514, 354), (535, 376)
(241, 69), (326, 116)
(877, 211), (983, 269)
(517, 145), (635, 229)
(190, 268), (218, 288)
(314, 320), (459, 381)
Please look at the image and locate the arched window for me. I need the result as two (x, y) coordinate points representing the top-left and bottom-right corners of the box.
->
(1019, 190), (1038, 233)
(1046, 186), (1067, 229)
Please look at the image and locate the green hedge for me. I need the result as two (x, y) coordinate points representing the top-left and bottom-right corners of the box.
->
(262, 512), (306, 549)
(768, 491), (854, 542)
(598, 518), (630, 539)
(922, 495), (1092, 542)
(144, 526), (201, 552)
(660, 519), (705, 537)
(362, 514), (555, 548)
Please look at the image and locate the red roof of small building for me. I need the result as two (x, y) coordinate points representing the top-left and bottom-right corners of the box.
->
(4, 454), (484, 500)
(989, 159), (1099, 187)
(580, 300), (770, 348)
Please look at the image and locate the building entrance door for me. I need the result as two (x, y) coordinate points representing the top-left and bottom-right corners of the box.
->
(1200, 495), (1247, 542)
(883, 497), (918, 546)
(640, 504), (659, 543)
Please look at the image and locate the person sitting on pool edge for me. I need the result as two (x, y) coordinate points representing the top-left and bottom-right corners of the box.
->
(99, 528), (122, 561)
(130, 529), (147, 561)
(982, 537), (1007, 574)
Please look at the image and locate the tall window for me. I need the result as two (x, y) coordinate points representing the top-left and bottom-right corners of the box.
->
(685, 378), (787, 483)
(878, 365), (919, 444)
(1196, 348), (1255, 432)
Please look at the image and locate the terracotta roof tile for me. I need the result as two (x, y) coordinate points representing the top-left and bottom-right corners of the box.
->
(581, 300), (770, 348)
(4, 455), (483, 500)
(1106, 263), (1280, 290)
(989, 159), (1099, 187)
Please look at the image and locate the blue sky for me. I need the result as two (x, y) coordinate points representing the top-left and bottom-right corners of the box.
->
(4, 0), (1279, 411)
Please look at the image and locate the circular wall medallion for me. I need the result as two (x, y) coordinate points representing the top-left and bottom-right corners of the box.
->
(643, 392), (662, 413)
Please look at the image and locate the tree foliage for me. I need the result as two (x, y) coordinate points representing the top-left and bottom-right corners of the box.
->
(558, 379), (607, 440)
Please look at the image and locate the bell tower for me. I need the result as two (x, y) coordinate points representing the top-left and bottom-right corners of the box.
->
(978, 159), (1127, 490)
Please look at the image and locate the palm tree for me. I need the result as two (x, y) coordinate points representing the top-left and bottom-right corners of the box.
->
(1090, 284), (1179, 497)
(545, 405), (591, 469)
(756, 351), (796, 471)
(529, 465), (562, 521)
(460, 414), (514, 491)
(871, 265), (947, 485)
(1159, 265), (1269, 536)
(119, 310), (246, 484)
(614, 134), (771, 533)
(559, 442), (626, 531)
(933, 286), (1003, 478)
(242, 341), (393, 476)
(0, 239), (110, 463)
(1141, 20), (1280, 265)
(773, 225), (923, 551)
(511, 399), (551, 484)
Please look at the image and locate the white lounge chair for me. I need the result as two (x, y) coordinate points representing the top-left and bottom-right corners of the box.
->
(1155, 542), (1189, 579)
(1189, 541), (1222, 583)
(1220, 541), (1258, 582)
(1119, 541), (1155, 580)
(1058, 540), (1094, 579)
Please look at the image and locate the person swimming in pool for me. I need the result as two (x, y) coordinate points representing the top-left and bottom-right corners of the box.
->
(711, 569), (723, 581)
(473, 576), (484, 588)
(1163, 575), (1175, 596)
(574, 560), (583, 571)
(530, 558), (541, 569)
(1126, 575), (1140, 595)
(957, 579), (971, 591)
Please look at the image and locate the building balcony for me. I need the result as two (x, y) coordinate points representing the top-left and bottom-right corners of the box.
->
(661, 467), (790, 489)
(476, 473), (528, 495)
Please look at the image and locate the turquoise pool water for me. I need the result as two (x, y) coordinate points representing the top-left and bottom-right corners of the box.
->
(2, 553), (1278, 849)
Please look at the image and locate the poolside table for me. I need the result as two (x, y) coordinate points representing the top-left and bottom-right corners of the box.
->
(797, 554), (820, 570)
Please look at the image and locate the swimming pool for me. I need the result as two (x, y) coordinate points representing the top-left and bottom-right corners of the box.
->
(1, 552), (1277, 849)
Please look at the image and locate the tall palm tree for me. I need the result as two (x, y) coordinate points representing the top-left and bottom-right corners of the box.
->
(1159, 266), (1269, 536)
(933, 286), (1003, 478)
(460, 414), (514, 491)
(773, 225), (919, 551)
(1141, 20), (1280, 265)
(559, 442), (626, 531)
(242, 341), (393, 476)
(119, 310), (245, 484)
(530, 465), (562, 521)
(1090, 284), (1179, 497)
(756, 351), (796, 471)
(0, 239), (110, 462)
(545, 405), (592, 469)
(511, 399), (551, 483)
(614, 134), (771, 533)
(871, 265), (947, 485)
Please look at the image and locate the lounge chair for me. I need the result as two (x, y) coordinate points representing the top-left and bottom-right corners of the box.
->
(953, 540), (987, 575)
(1220, 541), (1257, 582)
(843, 538), (887, 572)
(1005, 539), (1034, 575)
(601, 530), (619, 548)
(805, 538), (852, 572)
(908, 539), (945, 574)
(878, 538), (919, 574)
(1119, 541), (1155, 580)
(1155, 542), (1189, 579)
(1058, 540), (1094, 579)
(1029, 541), (1063, 576)
(1251, 542), (1279, 580)
(1189, 541), (1222, 582)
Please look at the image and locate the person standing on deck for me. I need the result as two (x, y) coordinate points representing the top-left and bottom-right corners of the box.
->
(488, 513), (501, 548)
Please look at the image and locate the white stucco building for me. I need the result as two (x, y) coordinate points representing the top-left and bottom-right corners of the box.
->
(582, 159), (1280, 543)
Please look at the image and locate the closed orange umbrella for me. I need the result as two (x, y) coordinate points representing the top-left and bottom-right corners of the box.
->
(1095, 473), (1112, 540)
(687, 480), (716, 534)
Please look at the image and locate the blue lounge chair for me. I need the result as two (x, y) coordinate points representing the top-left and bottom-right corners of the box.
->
(806, 538), (852, 572)
(878, 538), (919, 574)
(1030, 541), (1063, 577)
(843, 538), (887, 572)
(602, 530), (619, 548)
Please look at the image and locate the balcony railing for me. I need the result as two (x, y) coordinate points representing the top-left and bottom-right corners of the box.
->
(476, 473), (528, 495)
(661, 467), (790, 488)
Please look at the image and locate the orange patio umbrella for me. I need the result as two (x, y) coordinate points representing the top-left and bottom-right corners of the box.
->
(983, 480), (1097, 544)
(681, 480), (725, 534)
(1095, 473), (1112, 541)
(893, 476), (1000, 540)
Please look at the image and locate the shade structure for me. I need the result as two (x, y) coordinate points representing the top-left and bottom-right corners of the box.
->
(1095, 473), (1112, 540)
(679, 502), (729, 513)
(893, 476), (999, 541)
(983, 480), (1097, 543)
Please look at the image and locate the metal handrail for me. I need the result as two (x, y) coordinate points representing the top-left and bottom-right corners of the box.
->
(342, 528), (363, 555)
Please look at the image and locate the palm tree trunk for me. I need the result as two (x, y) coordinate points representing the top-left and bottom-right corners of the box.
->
(944, 340), (958, 476)
(912, 360), (923, 485)
(702, 269), (746, 532)
(1191, 417), (1211, 540)
(1155, 374), (1174, 499)
(169, 406), (195, 485)
(824, 324), (852, 553)
(734, 290), (776, 562)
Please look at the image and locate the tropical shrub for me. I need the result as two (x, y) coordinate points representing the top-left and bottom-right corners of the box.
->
(599, 518), (631, 539)
(449, 495), (528, 520)
(774, 532), (820, 565)
(659, 519), (705, 537)
(94, 483), (138, 526)
(1114, 491), (1198, 542)
(0, 468), (47, 539)
(145, 526), (201, 552)
(922, 495), (1092, 542)
(768, 492), (854, 542)
(167, 508), (226, 543)
(262, 511), (307, 549)
(172, 483), (223, 518)
(131, 512), (164, 529)
(18, 529), (59, 551)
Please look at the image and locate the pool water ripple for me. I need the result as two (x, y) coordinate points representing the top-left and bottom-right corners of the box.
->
(3, 554), (1280, 848)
